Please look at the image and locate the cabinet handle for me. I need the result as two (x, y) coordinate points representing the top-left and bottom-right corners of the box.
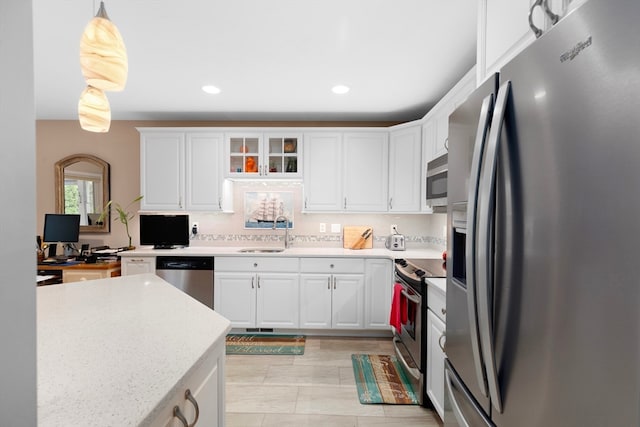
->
(389, 197), (393, 210)
(444, 138), (449, 151)
(257, 276), (260, 289)
(528, 0), (544, 38)
(327, 277), (331, 290)
(333, 276), (336, 289)
(304, 198), (308, 209)
(441, 307), (447, 316)
(218, 197), (222, 210)
(173, 406), (188, 427)
(185, 389), (200, 427)
(344, 198), (347, 209)
(254, 262), (258, 268)
(438, 333), (446, 352)
(251, 277), (255, 289)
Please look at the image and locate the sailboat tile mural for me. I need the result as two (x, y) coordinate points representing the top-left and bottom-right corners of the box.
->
(244, 192), (294, 229)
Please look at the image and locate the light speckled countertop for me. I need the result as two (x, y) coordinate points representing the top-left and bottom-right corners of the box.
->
(120, 245), (445, 260)
(37, 274), (231, 427)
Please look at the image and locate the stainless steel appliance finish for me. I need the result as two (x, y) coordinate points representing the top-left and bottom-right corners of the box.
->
(426, 153), (448, 209)
(445, 1), (640, 426)
(393, 258), (447, 406)
(156, 256), (214, 309)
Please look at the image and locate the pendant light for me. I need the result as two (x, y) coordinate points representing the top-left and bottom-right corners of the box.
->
(79, 1), (128, 92)
(78, 86), (111, 133)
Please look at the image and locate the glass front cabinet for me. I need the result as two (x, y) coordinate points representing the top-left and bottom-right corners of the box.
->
(226, 132), (302, 179)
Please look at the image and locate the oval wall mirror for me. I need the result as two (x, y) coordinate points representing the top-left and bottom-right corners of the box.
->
(55, 154), (110, 233)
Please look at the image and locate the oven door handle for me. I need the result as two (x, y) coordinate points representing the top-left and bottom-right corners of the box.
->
(392, 336), (421, 381)
(399, 288), (421, 305)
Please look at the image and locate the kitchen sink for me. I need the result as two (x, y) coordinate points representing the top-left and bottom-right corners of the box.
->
(238, 248), (285, 253)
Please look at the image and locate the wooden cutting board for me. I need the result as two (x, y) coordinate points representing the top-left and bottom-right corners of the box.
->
(343, 226), (373, 249)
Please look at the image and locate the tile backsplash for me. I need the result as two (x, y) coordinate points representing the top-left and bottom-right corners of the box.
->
(187, 181), (447, 249)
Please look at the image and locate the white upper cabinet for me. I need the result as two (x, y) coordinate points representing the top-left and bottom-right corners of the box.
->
(225, 132), (302, 179)
(478, 0), (566, 83)
(139, 129), (225, 212)
(186, 132), (224, 211)
(388, 124), (422, 212)
(303, 132), (343, 211)
(304, 131), (388, 212)
(342, 132), (389, 212)
(140, 131), (185, 211)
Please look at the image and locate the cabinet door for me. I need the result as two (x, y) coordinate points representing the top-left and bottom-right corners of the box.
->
(214, 273), (256, 328)
(256, 273), (299, 328)
(186, 132), (223, 211)
(122, 257), (156, 275)
(426, 309), (446, 420)
(332, 274), (364, 329)
(364, 259), (393, 329)
(342, 132), (389, 212)
(225, 133), (262, 177)
(299, 274), (332, 328)
(389, 125), (422, 212)
(303, 133), (343, 211)
(140, 132), (185, 210)
(263, 133), (302, 178)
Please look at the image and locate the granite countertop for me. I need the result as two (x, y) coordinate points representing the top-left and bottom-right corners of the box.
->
(120, 245), (445, 260)
(37, 274), (231, 427)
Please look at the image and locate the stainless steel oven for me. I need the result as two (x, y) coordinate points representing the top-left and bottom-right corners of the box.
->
(393, 258), (447, 406)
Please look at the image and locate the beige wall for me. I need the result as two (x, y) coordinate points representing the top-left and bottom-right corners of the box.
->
(36, 120), (446, 251)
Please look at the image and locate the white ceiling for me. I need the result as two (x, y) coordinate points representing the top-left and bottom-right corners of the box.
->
(33, 0), (477, 122)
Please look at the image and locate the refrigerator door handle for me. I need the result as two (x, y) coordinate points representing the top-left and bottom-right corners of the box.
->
(445, 361), (494, 427)
(465, 93), (495, 398)
(445, 368), (472, 427)
(477, 80), (512, 414)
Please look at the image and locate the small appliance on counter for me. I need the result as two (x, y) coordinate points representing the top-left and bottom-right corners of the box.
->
(385, 229), (406, 251)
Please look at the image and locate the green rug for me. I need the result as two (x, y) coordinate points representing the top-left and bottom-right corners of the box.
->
(351, 354), (419, 404)
(225, 334), (306, 355)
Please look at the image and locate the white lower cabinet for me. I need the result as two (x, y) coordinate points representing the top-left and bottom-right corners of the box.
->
(299, 258), (365, 329)
(364, 258), (393, 330)
(149, 340), (225, 427)
(122, 256), (156, 275)
(214, 257), (299, 328)
(426, 283), (447, 420)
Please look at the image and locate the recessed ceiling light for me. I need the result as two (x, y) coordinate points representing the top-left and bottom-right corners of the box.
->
(202, 85), (221, 94)
(332, 85), (350, 95)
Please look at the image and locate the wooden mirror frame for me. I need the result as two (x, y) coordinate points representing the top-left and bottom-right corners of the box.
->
(55, 154), (111, 233)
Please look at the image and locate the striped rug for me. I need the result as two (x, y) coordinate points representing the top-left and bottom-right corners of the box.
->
(225, 334), (306, 355)
(351, 354), (419, 404)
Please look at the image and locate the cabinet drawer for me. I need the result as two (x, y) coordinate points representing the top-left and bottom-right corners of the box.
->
(216, 256), (299, 272)
(427, 284), (446, 323)
(300, 257), (364, 274)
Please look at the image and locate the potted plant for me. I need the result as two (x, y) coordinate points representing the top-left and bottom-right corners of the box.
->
(98, 195), (143, 249)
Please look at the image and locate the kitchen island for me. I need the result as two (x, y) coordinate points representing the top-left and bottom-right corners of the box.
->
(37, 274), (231, 427)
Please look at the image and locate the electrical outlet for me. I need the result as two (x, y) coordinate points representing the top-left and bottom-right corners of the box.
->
(192, 222), (199, 235)
(390, 224), (398, 235)
(331, 223), (341, 233)
(319, 223), (326, 233)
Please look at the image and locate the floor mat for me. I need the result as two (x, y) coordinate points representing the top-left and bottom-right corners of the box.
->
(225, 334), (306, 355)
(351, 354), (419, 404)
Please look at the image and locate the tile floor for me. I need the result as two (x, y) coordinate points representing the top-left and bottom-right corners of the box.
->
(225, 336), (442, 426)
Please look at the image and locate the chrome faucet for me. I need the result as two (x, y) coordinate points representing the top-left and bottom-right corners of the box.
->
(273, 215), (291, 249)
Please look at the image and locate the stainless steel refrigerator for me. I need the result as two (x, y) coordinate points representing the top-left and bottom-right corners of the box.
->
(445, 0), (640, 425)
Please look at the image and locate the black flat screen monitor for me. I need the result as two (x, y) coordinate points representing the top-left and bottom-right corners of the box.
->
(43, 214), (81, 243)
(140, 214), (189, 249)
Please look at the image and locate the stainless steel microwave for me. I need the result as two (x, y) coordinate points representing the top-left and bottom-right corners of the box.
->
(426, 153), (447, 209)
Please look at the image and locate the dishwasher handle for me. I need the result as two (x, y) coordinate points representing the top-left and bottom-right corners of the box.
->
(156, 256), (214, 270)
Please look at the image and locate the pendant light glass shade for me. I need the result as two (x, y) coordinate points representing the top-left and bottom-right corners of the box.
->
(79, 1), (128, 91)
(78, 86), (111, 133)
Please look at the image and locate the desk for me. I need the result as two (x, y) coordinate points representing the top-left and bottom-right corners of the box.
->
(37, 261), (121, 285)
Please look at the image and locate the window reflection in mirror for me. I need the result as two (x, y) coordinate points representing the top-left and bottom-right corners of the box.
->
(55, 154), (110, 233)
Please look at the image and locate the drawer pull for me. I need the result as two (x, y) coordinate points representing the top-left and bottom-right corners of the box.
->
(185, 389), (200, 426)
(441, 307), (447, 316)
(173, 406), (188, 427)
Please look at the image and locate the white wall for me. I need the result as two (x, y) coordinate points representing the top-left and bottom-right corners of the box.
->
(0, 0), (37, 424)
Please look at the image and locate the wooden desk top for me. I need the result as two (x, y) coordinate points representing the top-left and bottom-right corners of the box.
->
(37, 261), (121, 271)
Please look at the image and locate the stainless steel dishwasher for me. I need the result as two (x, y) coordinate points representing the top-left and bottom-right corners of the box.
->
(156, 256), (214, 308)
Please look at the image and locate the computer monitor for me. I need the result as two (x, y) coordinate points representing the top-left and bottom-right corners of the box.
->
(43, 214), (80, 259)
